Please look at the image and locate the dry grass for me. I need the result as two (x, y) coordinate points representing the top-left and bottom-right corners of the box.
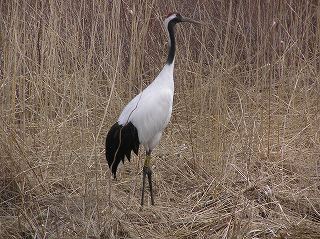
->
(1, 0), (320, 238)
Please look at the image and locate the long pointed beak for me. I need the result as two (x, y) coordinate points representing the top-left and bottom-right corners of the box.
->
(181, 17), (202, 24)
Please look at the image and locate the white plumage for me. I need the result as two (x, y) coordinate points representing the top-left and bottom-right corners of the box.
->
(118, 64), (174, 152)
(105, 12), (199, 206)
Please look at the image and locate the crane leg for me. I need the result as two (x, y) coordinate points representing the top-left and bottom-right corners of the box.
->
(141, 151), (155, 206)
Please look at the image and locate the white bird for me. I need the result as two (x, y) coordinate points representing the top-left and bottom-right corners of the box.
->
(105, 12), (199, 206)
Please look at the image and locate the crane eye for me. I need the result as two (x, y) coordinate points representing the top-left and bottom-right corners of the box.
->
(175, 13), (182, 19)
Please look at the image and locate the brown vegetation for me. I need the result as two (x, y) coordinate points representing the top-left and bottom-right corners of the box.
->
(1, 0), (320, 238)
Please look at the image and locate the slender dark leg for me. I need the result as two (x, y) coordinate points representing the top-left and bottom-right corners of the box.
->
(147, 166), (155, 205)
(141, 151), (154, 206)
(141, 167), (147, 206)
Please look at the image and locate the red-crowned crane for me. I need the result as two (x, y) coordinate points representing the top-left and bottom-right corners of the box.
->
(105, 13), (198, 206)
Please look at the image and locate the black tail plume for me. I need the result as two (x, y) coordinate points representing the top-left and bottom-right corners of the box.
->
(105, 122), (140, 178)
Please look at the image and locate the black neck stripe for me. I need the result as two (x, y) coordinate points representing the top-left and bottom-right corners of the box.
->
(167, 21), (176, 65)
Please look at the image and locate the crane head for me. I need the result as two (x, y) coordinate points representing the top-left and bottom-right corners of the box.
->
(164, 12), (200, 28)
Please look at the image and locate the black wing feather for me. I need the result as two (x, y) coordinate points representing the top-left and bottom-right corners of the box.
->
(105, 122), (140, 178)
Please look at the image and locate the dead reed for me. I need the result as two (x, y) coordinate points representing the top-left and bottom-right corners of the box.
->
(0, 0), (320, 238)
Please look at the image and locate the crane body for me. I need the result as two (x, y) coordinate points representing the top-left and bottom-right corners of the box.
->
(105, 13), (198, 206)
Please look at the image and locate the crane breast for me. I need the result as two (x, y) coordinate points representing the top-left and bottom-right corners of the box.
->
(118, 88), (173, 148)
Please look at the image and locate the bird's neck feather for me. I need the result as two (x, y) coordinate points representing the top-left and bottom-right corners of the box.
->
(152, 64), (174, 89)
(167, 21), (176, 65)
